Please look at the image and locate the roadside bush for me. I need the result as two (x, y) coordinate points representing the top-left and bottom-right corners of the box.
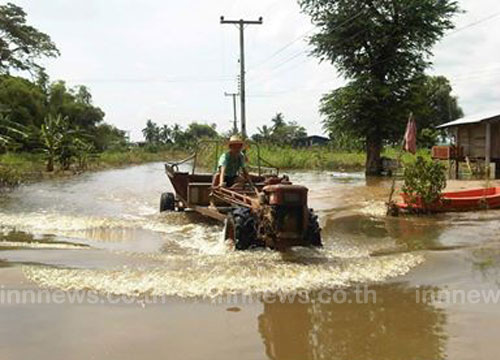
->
(402, 156), (446, 207)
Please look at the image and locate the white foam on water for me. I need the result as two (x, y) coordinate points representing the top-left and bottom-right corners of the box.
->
(0, 211), (204, 239)
(360, 200), (388, 217)
(22, 250), (424, 298)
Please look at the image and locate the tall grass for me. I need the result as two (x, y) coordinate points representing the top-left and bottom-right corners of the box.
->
(253, 146), (366, 171)
(97, 148), (186, 167)
(198, 143), (433, 173)
(197, 143), (366, 171)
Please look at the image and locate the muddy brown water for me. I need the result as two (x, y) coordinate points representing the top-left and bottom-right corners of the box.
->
(1, 162), (500, 359)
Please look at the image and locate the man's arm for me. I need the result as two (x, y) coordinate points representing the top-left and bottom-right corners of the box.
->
(219, 166), (226, 187)
(240, 153), (249, 179)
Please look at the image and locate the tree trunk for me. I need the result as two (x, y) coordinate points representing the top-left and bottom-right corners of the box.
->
(46, 157), (54, 172)
(365, 136), (382, 176)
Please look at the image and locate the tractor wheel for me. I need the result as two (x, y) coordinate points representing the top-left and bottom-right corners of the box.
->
(160, 192), (175, 212)
(306, 209), (322, 247)
(223, 208), (257, 250)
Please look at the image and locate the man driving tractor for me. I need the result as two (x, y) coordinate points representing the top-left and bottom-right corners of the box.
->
(212, 135), (249, 189)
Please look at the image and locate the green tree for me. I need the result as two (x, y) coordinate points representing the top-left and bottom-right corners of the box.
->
(142, 119), (160, 144)
(0, 3), (60, 74)
(410, 75), (463, 147)
(47, 81), (105, 130)
(94, 123), (127, 151)
(300, 0), (460, 175)
(159, 124), (173, 144)
(252, 125), (273, 143)
(271, 113), (286, 130)
(252, 113), (307, 145)
(0, 75), (46, 128)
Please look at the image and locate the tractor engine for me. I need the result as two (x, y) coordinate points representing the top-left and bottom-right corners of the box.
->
(259, 184), (310, 248)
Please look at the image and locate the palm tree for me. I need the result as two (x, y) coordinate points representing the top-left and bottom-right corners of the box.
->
(256, 125), (273, 143)
(159, 124), (172, 144)
(142, 120), (160, 144)
(271, 113), (285, 130)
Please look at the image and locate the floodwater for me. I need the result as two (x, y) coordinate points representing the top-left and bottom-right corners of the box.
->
(1, 163), (500, 359)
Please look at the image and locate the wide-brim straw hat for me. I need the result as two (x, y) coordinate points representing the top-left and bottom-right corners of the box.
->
(228, 135), (244, 146)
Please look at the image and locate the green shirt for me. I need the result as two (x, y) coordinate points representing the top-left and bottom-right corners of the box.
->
(218, 151), (246, 177)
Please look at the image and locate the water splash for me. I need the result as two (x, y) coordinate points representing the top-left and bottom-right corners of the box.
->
(23, 250), (424, 298)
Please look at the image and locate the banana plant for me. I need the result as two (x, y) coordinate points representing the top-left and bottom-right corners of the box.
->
(40, 114), (66, 172)
(0, 114), (27, 151)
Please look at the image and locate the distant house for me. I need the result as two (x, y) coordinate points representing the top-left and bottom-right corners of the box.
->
(436, 111), (500, 178)
(295, 135), (330, 147)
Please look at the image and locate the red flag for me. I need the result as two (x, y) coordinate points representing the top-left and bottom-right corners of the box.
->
(403, 113), (417, 154)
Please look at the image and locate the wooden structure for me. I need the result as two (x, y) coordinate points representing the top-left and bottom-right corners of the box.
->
(435, 111), (500, 179)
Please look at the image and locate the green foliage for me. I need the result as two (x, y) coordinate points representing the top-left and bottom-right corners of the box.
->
(47, 81), (105, 129)
(198, 142), (366, 171)
(0, 75), (46, 130)
(40, 114), (95, 172)
(251, 113), (308, 145)
(94, 123), (127, 152)
(0, 113), (27, 150)
(0, 149), (187, 187)
(0, 152), (45, 186)
(299, 0), (460, 174)
(0, 164), (22, 187)
(0, 3), (60, 74)
(402, 156), (447, 208)
(418, 128), (440, 149)
(142, 120), (219, 149)
(409, 75), (464, 130)
(0, 75), (111, 152)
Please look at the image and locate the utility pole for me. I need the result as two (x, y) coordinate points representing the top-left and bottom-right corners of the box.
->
(224, 92), (239, 134)
(220, 16), (263, 138)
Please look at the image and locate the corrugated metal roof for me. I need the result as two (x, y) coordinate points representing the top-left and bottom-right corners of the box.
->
(436, 110), (500, 129)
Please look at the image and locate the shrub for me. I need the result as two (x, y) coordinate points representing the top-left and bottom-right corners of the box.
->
(402, 156), (446, 208)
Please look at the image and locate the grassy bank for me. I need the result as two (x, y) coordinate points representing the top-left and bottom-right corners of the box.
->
(254, 146), (366, 171)
(0, 148), (186, 187)
(199, 144), (431, 172)
(1, 145), (432, 188)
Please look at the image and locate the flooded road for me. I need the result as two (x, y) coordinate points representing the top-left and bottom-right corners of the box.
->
(1, 162), (500, 359)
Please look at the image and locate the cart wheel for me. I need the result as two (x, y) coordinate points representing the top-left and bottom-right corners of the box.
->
(160, 192), (175, 212)
(224, 208), (257, 250)
(305, 209), (322, 247)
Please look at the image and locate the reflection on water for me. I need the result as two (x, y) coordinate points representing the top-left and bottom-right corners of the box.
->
(258, 285), (447, 360)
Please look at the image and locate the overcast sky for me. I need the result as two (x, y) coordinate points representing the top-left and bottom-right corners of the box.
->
(11, 0), (500, 140)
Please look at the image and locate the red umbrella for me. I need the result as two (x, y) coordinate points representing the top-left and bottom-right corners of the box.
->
(403, 113), (417, 154)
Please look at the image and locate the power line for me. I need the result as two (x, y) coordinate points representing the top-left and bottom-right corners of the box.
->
(247, 11), (372, 84)
(448, 10), (500, 36)
(63, 77), (234, 84)
(247, 28), (315, 72)
(366, 10), (500, 71)
(246, 7), (500, 100)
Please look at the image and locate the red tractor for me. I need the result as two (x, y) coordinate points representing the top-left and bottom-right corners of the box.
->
(160, 141), (321, 250)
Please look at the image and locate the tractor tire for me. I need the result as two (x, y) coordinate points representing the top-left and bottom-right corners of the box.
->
(160, 192), (175, 212)
(305, 209), (322, 247)
(224, 208), (258, 250)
